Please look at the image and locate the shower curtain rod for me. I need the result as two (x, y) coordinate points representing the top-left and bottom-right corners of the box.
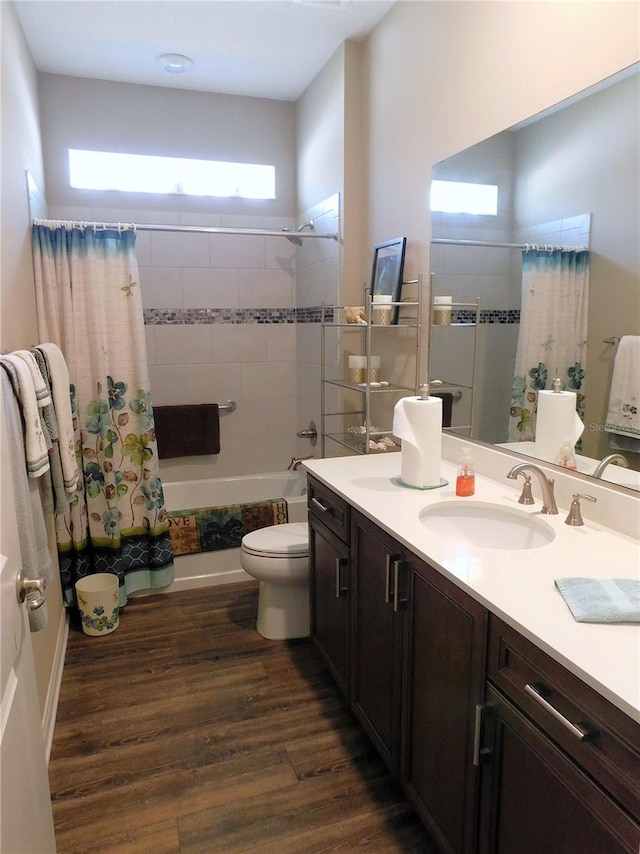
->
(33, 219), (339, 241)
(431, 238), (587, 251)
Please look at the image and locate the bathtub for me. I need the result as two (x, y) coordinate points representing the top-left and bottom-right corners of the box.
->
(161, 471), (308, 591)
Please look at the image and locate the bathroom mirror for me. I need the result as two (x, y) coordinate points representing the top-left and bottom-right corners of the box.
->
(429, 63), (640, 492)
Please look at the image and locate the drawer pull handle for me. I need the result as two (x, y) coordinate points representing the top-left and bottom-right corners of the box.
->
(335, 557), (348, 598)
(385, 554), (396, 604)
(392, 559), (405, 612)
(472, 704), (492, 766)
(525, 683), (593, 742)
(311, 497), (330, 513)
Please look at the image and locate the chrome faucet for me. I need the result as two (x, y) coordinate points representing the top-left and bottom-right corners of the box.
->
(506, 463), (558, 514)
(592, 453), (629, 479)
(287, 455), (313, 472)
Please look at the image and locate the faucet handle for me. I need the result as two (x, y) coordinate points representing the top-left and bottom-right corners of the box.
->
(564, 492), (597, 527)
(516, 473), (535, 505)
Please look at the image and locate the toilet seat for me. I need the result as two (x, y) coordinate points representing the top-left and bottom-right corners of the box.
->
(241, 522), (308, 558)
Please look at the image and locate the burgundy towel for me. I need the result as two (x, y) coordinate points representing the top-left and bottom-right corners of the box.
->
(154, 404), (220, 459)
(431, 392), (453, 428)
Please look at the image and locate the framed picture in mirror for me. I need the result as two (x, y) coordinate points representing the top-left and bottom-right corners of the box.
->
(370, 237), (406, 324)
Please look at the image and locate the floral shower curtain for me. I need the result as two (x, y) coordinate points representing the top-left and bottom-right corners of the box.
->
(508, 247), (589, 442)
(32, 221), (174, 606)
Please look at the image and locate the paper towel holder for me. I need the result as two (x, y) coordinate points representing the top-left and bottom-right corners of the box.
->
(419, 378), (443, 399)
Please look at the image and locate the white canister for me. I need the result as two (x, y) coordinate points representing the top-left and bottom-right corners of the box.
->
(433, 296), (452, 326)
(75, 573), (120, 636)
(372, 294), (392, 326)
(369, 356), (381, 383)
(348, 355), (366, 384)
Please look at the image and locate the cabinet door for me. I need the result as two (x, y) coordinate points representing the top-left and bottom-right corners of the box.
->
(351, 511), (404, 773)
(479, 686), (639, 854)
(402, 553), (487, 854)
(309, 516), (350, 697)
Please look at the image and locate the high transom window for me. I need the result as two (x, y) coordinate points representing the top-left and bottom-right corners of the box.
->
(430, 180), (498, 215)
(68, 149), (276, 199)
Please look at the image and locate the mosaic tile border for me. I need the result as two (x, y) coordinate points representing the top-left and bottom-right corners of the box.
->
(453, 309), (521, 324)
(144, 307), (520, 325)
(144, 306), (331, 325)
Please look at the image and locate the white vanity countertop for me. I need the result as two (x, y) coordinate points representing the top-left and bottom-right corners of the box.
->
(304, 452), (640, 724)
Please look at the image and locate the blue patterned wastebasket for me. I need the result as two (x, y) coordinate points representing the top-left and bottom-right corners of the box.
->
(75, 573), (120, 636)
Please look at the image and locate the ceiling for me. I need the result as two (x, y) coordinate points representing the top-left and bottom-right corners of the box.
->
(14, 0), (396, 102)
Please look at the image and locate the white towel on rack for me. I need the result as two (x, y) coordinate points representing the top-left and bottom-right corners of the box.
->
(0, 354), (50, 477)
(604, 336), (640, 446)
(36, 343), (79, 493)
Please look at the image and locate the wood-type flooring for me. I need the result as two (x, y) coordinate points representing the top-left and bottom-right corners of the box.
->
(49, 581), (438, 853)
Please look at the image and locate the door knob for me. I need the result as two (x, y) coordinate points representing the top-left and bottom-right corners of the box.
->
(16, 569), (47, 612)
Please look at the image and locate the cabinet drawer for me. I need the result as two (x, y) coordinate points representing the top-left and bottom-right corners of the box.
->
(307, 476), (350, 544)
(488, 615), (640, 821)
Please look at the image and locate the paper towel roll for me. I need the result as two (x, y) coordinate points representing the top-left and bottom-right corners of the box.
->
(393, 396), (442, 487)
(534, 390), (584, 463)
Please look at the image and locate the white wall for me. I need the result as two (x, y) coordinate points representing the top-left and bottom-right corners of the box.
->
(1, 3), (44, 349)
(365, 0), (640, 293)
(1, 1), (65, 729)
(38, 73), (297, 218)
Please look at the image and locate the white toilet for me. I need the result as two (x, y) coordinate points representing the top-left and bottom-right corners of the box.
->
(239, 522), (310, 640)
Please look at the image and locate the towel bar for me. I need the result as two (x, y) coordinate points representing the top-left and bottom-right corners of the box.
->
(219, 400), (237, 412)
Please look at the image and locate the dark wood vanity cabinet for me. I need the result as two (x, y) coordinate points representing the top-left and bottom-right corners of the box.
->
(479, 616), (640, 854)
(401, 549), (487, 854)
(478, 686), (638, 854)
(307, 477), (640, 854)
(350, 511), (405, 774)
(308, 477), (351, 696)
(350, 510), (487, 853)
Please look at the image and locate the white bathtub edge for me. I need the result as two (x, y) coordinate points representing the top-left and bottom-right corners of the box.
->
(129, 568), (254, 597)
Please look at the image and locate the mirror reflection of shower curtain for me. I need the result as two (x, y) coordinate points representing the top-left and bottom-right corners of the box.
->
(32, 222), (174, 607)
(508, 248), (589, 442)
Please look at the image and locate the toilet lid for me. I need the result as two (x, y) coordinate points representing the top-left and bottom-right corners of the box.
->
(241, 522), (309, 557)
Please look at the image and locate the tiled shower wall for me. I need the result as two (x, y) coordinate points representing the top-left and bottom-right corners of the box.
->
(295, 194), (340, 459)
(50, 198), (340, 480)
(429, 213), (591, 444)
(429, 229), (522, 444)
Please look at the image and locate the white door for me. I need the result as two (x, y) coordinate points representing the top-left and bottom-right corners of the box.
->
(0, 395), (57, 854)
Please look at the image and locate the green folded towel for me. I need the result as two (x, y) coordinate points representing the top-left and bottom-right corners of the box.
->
(555, 577), (640, 623)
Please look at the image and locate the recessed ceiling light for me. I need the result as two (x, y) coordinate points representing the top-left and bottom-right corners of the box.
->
(157, 54), (193, 74)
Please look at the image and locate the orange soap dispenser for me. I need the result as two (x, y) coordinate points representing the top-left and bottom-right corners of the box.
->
(456, 446), (475, 497)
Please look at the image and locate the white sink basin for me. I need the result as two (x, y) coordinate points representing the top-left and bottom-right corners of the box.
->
(419, 501), (556, 550)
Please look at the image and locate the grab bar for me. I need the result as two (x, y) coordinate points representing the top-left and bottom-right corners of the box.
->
(218, 400), (237, 412)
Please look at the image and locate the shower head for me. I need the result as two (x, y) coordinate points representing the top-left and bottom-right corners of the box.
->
(283, 219), (315, 245)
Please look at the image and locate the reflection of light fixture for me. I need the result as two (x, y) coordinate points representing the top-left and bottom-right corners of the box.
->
(157, 54), (193, 74)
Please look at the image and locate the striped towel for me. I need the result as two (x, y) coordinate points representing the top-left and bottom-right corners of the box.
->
(13, 349), (52, 408)
(36, 343), (79, 493)
(1, 369), (52, 631)
(0, 355), (50, 477)
(555, 577), (640, 623)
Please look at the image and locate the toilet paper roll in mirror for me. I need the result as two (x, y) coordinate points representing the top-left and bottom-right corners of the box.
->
(393, 396), (442, 488)
(534, 389), (584, 463)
